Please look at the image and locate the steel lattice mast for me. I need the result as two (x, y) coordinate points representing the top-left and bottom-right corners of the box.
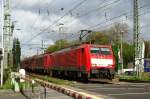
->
(0, 0), (4, 87)
(3, 0), (13, 69)
(0, 0), (14, 87)
(133, 0), (143, 78)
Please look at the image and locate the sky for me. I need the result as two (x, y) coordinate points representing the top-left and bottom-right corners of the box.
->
(8, 0), (150, 57)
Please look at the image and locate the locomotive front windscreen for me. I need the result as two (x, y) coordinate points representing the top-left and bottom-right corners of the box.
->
(90, 47), (111, 55)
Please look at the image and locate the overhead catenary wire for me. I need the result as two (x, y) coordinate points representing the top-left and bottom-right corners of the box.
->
(62, 0), (121, 30)
(25, 0), (88, 43)
(12, 0), (22, 9)
(66, 0), (150, 33)
(31, 0), (88, 40)
(23, 0), (150, 48)
(29, 0), (42, 37)
(25, 0), (120, 45)
(95, 9), (150, 32)
(20, 0), (150, 58)
(57, 5), (150, 42)
(65, 4), (150, 40)
(86, 2), (150, 30)
(76, 0), (120, 18)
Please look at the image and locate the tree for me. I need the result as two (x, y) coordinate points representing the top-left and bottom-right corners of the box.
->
(86, 31), (110, 44)
(46, 39), (71, 53)
(122, 43), (134, 68)
(55, 39), (71, 49)
(103, 22), (129, 43)
(12, 38), (21, 71)
(145, 41), (150, 58)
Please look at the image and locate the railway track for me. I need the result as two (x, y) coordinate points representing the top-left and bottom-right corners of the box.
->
(27, 72), (119, 85)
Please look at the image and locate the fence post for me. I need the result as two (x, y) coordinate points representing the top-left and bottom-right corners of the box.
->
(44, 86), (46, 99)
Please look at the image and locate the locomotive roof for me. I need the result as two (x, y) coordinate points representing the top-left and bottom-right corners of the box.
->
(22, 44), (112, 61)
(51, 44), (111, 54)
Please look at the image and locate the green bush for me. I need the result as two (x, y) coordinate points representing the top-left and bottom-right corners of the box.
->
(142, 73), (150, 81)
(0, 78), (12, 89)
(120, 73), (150, 81)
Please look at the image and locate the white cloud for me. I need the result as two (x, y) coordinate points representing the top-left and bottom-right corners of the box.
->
(10, 0), (150, 57)
(12, 0), (52, 8)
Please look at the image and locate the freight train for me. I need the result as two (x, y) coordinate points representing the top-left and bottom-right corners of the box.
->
(21, 44), (116, 80)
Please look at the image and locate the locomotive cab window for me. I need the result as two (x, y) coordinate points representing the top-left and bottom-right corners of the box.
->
(100, 47), (111, 55)
(90, 47), (111, 55)
(90, 48), (100, 54)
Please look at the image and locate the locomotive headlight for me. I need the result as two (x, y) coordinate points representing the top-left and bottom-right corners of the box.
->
(92, 64), (96, 66)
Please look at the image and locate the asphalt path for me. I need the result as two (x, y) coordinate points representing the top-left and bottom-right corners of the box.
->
(73, 82), (150, 99)
(0, 87), (73, 99)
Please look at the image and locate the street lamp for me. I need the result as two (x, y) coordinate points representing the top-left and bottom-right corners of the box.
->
(120, 31), (124, 74)
(58, 23), (64, 48)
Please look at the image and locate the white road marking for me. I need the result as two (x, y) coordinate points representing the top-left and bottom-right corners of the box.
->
(87, 87), (146, 90)
(108, 92), (150, 96)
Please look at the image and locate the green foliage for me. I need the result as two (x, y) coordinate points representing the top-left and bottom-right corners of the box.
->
(119, 76), (140, 81)
(112, 43), (134, 70)
(122, 43), (134, 68)
(12, 38), (21, 71)
(103, 22), (129, 43)
(120, 73), (150, 81)
(44, 76), (74, 85)
(46, 45), (59, 53)
(86, 31), (110, 44)
(112, 44), (120, 71)
(142, 72), (150, 80)
(46, 39), (71, 53)
(144, 41), (150, 58)
(0, 77), (12, 89)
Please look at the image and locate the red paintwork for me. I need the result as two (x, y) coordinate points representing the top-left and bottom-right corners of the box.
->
(21, 44), (115, 74)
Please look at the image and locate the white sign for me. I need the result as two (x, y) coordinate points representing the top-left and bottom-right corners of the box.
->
(19, 69), (26, 82)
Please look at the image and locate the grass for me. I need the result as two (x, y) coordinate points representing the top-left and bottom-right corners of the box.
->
(46, 76), (75, 85)
(119, 72), (150, 82)
(1, 73), (75, 89)
(120, 76), (140, 81)
(0, 77), (34, 90)
(31, 75), (75, 85)
(0, 78), (12, 89)
(141, 72), (150, 81)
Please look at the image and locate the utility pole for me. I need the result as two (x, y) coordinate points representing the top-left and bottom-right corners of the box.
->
(0, 0), (4, 86)
(41, 40), (45, 54)
(133, 0), (142, 78)
(59, 23), (64, 49)
(120, 31), (124, 74)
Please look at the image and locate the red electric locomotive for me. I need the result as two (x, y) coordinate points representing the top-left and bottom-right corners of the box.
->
(21, 44), (115, 80)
